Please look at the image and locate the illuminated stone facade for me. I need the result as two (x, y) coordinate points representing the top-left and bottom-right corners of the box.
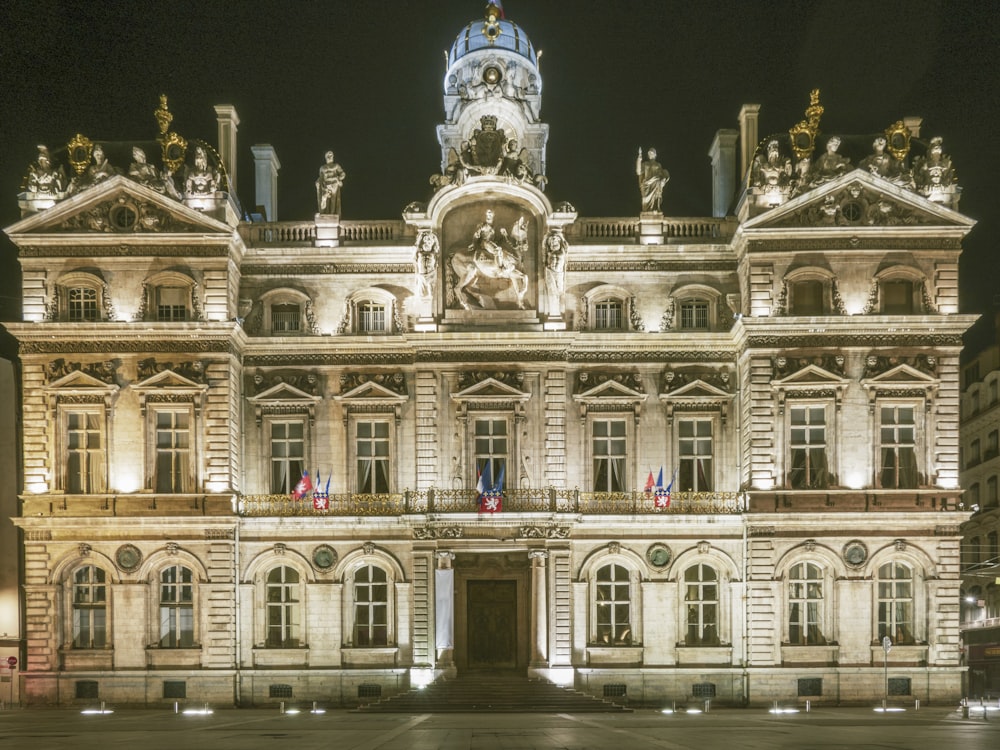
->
(3, 5), (977, 707)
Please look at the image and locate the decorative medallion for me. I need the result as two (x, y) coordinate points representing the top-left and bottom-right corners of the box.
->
(646, 544), (672, 569)
(115, 544), (142, 572)
(67, 133), (94, 175)
(843, 541), (868, 567)
(312, 544), (337, 571)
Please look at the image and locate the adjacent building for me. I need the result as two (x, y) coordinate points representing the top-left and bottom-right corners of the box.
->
(2, 4), (977, 707)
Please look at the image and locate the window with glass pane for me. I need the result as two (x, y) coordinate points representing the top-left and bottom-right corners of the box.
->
(788, 563), (825, 645)
(789, 406), (828, 489)
(680, 299), (709, 330)
(987, 476), (998, 508)
(594, 300), (623, 330)
(790, 280), (824, 315)
(72, 566), (107, 648)
(969, 439), (981, 466)
(879, 406), (917, 488)
(68, 287), (99, 321)
(356, 420), (390, 493)
(881, 280), (914, 314)
(265, 566), (300, 647)
(357, 301), (387, 333)
(159, 565), (194, 648)
(270, 420), (305, 493)
(592, 419), (626, 492)
(474, 418), (507, 490)
(684, 564), (719, 645)
(67, 411), (104, 493)
(155, 410), (191, 493)
(270, 303), (301, 332)
(595, 564), (631, 645)
(991, 380), (999, 405)
(988, 430), (998, 459)
(878, 562), (914, 644)
(156, 286), (188, 321)
(678, 419), (713, 492)
(354, 565), (388, 646)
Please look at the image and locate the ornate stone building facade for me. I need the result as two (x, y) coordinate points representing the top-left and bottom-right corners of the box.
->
(3, 4), (977, 707)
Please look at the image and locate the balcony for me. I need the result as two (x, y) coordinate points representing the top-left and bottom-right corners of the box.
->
(238, 489), (746, 517)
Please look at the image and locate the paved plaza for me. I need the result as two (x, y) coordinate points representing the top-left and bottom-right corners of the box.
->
(1, 705), (999, 750)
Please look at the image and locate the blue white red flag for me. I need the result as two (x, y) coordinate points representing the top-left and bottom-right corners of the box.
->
(312, 470), (330, 510)
(476, 459), (491, 506)
(644, 469), (655, 494)
(481, 463), (504, 513)
(654, 468), (676, 509)
(292, 470), (312, 501)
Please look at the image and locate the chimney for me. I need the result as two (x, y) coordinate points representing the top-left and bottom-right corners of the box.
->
(903, 116), (923, 138)
(738, 103), (761, 181)
(708, 129), (738, 218)
(214, 104), (240, 196)
(251, 145), (281, 222)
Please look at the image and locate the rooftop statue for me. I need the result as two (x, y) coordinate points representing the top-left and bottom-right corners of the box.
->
(449, 209), (529, 310)
(750, 140), (792, 205)
(636, 147), (669, 213)
(806, 136), (851, 187)
(184, 145), (220, 196)
(25, 145), (66, 197)
(414, 231), (440, 300)
(859, 136), (913, 189)
(129, 146), (180, 198)
(913, 137), (955, 202)
(70, 143), (117, 194)
(316, 150), (346, 215)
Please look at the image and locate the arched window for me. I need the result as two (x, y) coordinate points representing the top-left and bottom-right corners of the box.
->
(582, 285), (634, 332)
(594, 563), (632, 645)
(594, 299), (624, 330)
(353, 564), (388, 646)
(878, 562), (914, 645)
(789, 279), (824, 315)
(265, 566), (301, 647)
(159, 565), (194, 647)
(788, 563), (825, 645)
(684, 564), (719, 645)
(56, 272), (108, 322)
(344, 288), (397, 335)
(141, 271), (199, 322)
(259, 288), (312, 336)
(72, 565), (107, 648)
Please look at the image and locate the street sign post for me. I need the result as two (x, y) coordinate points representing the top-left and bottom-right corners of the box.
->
(882, 636), (892, 710)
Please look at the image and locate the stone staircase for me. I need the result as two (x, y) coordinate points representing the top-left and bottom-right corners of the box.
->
(356, 670), (632, 713)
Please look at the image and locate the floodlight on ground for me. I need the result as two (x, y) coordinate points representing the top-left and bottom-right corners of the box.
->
(284, 708), (301, 715)
(182, 707), (214, 715)
(873, 706), (906, 713)
(80, 709), (114, 715)
(768, 707), (800, 714)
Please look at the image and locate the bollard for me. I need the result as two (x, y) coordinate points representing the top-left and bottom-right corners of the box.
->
(174, 701), (178, 714)
(100, 701), (105, 713)
(313, 701), (318, 712)
(962, 705), (969, 719)
(704, 699), (710, 713)
(280, 701), (285, 714)
(806, 700), (810, 713)
(915, 699), (919, 711)
(672, 700), (676, 713)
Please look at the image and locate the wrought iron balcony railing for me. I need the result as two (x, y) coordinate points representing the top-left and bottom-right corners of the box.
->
(238, 489), (746, 517)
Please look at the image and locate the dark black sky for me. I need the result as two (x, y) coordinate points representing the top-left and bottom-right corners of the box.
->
(1, 0), (997, 349)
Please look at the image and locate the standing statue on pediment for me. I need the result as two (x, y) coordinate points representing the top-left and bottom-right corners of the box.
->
(184, 145), (220, 196)
(316, 150), (346, 214)
(913, 137), (955, 202)
(70, 143), (117, 194)
(636, 147), (670, 213)
(26, 145), (66, 197)
(751, 139), (792, 205)
(414, 231), (440, 300)
(807, 136), (851, 187)
(860, 136), (913, 189)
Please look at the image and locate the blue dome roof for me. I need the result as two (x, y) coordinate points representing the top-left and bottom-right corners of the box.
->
(448, 18), (537, 68)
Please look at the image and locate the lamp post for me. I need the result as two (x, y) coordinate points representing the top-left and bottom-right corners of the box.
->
(882, 636), (892, 709)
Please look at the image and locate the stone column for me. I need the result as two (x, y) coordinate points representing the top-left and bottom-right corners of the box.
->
(435, 551), (455, 669)
(529, 550), (549, 666)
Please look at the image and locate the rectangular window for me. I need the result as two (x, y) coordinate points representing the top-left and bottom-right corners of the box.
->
(592, 418), (626, 492)
(684, 564), (719, 646)
(680, 300), (709, 330)
(159, 565), (194, 648)
(358, 302), (387, 333)
(155, 409), (191, 493)
(878, 562), (913, 644)
(156, 286), (188, 321)
(987, 476), (998, 508)
(270, 303), (301, 333)
(987, 431), (999, 460)
(354, 565), (388, 647)
(797, 678), (822, 697)
(990, 380), (998, 405)
(68, 287), (99, 321)
(595, 564), (631, 645)
(969, 439), (981, 467)
(474, 418), (507, 491)
(66, 410), (105, 494)
(879, 406), (917, 489)
(72, 566), (107, 648)
(594, 300), (623, 330)
(881, 280), (914, 314)
(163, 681), (187, 699)
(678, 419), (713, 492)
(356, 420), (390, 493)
(270, 420), (305, 494)
(789, 406), (828, 489)
(266, 567), (300, 647)
(887, 678), (911, 696)
(790, 280), (823, 315)
(788, 563), (825, 645)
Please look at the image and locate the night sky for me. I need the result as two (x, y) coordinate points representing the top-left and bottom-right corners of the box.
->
(1, 0), (996, 352)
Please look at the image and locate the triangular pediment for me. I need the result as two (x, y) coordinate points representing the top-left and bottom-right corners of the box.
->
(863, 363), (939, 386)
(248, 381), (322, 404)
(45, 369), (118, 392)
(773, 364), (850, 388)
(452, 377), (530, 401)
(574, 379), (647, 402)
(7, 175), (231, 236)
(134, 368), (207, 391)
(337, 380), (408, 402)
(744, 169), (975, 231)
(661, 379), (734, 400)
